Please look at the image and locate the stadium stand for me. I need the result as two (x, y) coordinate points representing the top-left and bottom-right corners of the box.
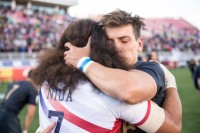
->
(143, 18), (200, 53)
(0, 0), (77, 82)
(145, 18), (197, 32)
(0, 1), (199, 53)
(0, 0), (200, 81)
(0, 0), (77, 52)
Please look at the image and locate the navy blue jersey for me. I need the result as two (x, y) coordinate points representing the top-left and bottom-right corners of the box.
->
(0, 81), (38, 114)
(133, 61), (166, 106)
(124, 61), (166, 133)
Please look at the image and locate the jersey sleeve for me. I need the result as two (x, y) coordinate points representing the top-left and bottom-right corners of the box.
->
(139, 62), (165, 93)
(135, 62), (166, 105)
(118, 100), (165, 133)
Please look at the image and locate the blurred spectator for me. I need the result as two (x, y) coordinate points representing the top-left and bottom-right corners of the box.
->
(138, 55), (148, 62)
(143, 23), (200, 53)
(187, 59), (196, 77)
(194, 60), (200, 93)
(147, 51), (159, 61)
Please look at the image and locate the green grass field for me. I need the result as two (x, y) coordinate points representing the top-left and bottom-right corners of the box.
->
(0, 68), (200, 133)
(171, 68), (200, 133)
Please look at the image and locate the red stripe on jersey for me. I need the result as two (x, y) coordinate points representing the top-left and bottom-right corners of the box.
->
(111, 119), (122, 133)
(47, 98), (112, 132)
(134, 100), (151, 126)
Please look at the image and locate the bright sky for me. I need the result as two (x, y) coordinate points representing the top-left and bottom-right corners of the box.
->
(68, 0), (200, 29)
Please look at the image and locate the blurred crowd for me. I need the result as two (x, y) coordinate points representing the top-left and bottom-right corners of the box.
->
(143, 24), (200, 53)
(0, 5), (75, 53)
(0, 4), (200, 53)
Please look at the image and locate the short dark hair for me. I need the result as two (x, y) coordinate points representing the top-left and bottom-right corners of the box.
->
(99, 9), (146, 39)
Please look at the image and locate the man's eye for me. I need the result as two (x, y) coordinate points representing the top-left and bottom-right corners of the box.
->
(121, 40), (128, 43)
(121, 38), (129, 43)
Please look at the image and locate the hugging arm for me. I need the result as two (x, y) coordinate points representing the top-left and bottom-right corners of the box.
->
(156, 88), (182, 133)
(156, 64), (182, 133)
(64, 40), (182, 132)
(64, 41), (157, 104)
(119, 99), (180, 133)
(121, 63), (182, 133)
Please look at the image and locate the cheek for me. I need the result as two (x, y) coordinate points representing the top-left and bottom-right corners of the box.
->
(128, 44), (137, 53)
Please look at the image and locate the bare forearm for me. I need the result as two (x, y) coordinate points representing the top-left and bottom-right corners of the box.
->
(162, 88), (182, 131)
(64, 42), (156, 103)
(24, 115), (34, 131)
(86, 62), (132, 101)
(156, 88), (182, 133)
(24, 105), (36, 132)
(86, 62), (156, 104)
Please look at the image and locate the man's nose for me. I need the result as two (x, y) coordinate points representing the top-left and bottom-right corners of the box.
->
(114, 41), (121, 49)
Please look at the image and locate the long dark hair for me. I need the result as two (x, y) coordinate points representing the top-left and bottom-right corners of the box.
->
(30, 19), (130, 92)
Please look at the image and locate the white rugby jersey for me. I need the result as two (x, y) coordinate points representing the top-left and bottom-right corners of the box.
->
(38, 81), (152, 133)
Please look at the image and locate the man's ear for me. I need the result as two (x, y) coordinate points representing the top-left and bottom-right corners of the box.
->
(137, 37), (143, 52)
